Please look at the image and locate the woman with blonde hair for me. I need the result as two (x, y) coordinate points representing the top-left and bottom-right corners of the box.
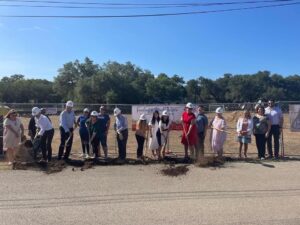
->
(236, 110), (253, 158)
(3, 109), (24, 165)
(135, 114), (147, 160)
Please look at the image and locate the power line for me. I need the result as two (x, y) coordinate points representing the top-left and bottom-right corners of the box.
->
(0, 0), (297, 9)
(0, 0), (295, 6)
(0, 1), (298, 18)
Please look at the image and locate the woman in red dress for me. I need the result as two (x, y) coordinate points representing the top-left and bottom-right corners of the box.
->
(181, 103), (198, 160)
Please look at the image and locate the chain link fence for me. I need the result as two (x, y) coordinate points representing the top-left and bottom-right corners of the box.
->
(1, 101), (300, 157)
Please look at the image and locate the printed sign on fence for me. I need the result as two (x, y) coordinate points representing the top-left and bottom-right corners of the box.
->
(46, 108), (58, 115)
(289, 105), (300, 132)
(131, 105), (185, 130)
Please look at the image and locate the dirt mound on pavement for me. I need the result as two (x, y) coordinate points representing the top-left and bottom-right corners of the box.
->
(161, 165), (189, 177)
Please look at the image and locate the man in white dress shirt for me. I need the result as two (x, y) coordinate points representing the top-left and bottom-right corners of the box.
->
(265, 99), (284, 159)
(32, 107), (54, 162)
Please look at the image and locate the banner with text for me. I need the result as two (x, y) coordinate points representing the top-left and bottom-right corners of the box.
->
(289, 105), (300, 132)
(131, 105), (186, 130)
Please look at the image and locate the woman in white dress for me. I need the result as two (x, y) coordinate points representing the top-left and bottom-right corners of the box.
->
(148, 110), (161, 159)
(159, 110), (170, 158)
(3, 109), (24, 165)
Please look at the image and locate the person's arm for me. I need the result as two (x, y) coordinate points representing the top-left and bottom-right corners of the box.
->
(279, 108), (284, 130)
(106, 116), (111, 135)
(148, 122), (153, 138)
(76, 116), (80, 127)
(247, 119), (253, 135)
(186, 118), (195, 136)
(266, 118), (271, 138)
(60, 111), (70, 133)
(117, 116), (127, 133)
(236, 118), (241, 134)
(73, 113), (77, 130)
(37, 117), (46, 136)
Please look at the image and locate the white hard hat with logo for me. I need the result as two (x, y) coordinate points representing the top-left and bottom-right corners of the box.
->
(66, 101), (74, 108)
(186, 102), (194, 109)
(114, 108), (121, 116)
(139, 114), (147, 120)
(215, 107), (224, 114)
(83, 108), (89, 113)
(32, 107), (41, 116)
(90, 111), (98, 117)
(162, 110), (169, 116)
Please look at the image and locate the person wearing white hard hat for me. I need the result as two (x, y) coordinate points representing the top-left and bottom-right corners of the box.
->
(135, 114), (147, 159)
(76, 108), (90, 158)
(210, 107), (227, 158)
(58, 100), (76, 160)
(98, 105), (111, 158)
(181, 103), (197, 160)
(113, 108), (128, 161)
(32, 107), (54, 162)
(148, 110), (161, 160)
(86, 111), (102, 159)
(159, 110), (171, 158)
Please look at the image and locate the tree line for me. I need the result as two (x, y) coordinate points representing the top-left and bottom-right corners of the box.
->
(1, 57), (300, 104)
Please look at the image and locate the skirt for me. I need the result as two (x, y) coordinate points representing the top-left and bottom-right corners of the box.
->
(237, 135), (251, 144)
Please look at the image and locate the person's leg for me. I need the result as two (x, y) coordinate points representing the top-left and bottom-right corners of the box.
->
(6, 148), (14, 164)
(47, 129), (54, 162)
(239, 142), (243, 158)
(122, 130), (128, 160)
(80, 134), (86, 155)
(254, 134), (260, 158)
(267, 126), (274, 158)
(100, 134), (108, 158)
(116, 134), (122, 159)
(58, 127), (67, 160)
(92, 137), (100, 158)
(273, 125), (280, 158)
(40, 132), (47, 161)
(189, 145), (196, 161)
(261, 135), (266, 158)
(64, 128), (74, 160)
(136, 134), (143, 158)
(184, 144), (189, 158)
(244, 143), (248, 158)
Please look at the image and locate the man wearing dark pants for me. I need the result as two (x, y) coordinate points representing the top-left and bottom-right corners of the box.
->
(58, 101), (76, 161)
(98, 106), (110, 158)
(114, 108), (128, 162)
(265, 99), (283, 159)
(32, 107), (54, 162)
(195, 105), (208, 159)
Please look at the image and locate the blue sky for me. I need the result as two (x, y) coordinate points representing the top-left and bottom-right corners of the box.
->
(0, 0), (299, 81)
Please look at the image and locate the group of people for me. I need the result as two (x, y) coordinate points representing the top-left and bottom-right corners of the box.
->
(1, 99), (284, 165)
(236, 99), (284, 160)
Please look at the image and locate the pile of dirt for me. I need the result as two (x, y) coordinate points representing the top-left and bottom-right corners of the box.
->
(196, 156), (234, 168)
(161, 165), (189, 177)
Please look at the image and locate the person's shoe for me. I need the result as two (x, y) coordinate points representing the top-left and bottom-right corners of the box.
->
(8, 161), (13, 165)
(260, 157), (265, 160)
(39, 159), (47, 163)
(80, 153), (84, 158)
(85, 154), (89, 159)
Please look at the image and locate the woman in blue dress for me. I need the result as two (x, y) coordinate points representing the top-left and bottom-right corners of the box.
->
(76, 108), (90, 158)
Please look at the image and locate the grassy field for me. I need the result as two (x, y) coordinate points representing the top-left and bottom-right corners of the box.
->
(18, 112), (299, 158)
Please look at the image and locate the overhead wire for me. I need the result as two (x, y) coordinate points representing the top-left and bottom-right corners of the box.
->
(0, 1), (299, 18)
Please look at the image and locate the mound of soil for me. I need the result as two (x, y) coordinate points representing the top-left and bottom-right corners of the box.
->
(161, 165), (189, 177)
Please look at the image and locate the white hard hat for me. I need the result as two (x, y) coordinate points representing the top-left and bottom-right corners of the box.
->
(32, 107), (41, 116)
(139, 114), (147, 120)
(90, 111), (98, 117)
(162, 110), (169, 116)
(83, 108), (89, 113)
(114, 108), (121, 116)
(66, 100), (74, 108)
(215, 107), (224, 114)
(186, 102), (194, 109)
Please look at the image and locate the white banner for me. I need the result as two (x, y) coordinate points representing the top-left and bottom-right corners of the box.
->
(132, 105), (185, 122)
(131, 105), (187, 130)
(45, 107), (58, 115)
(289, 105), (300, 132)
